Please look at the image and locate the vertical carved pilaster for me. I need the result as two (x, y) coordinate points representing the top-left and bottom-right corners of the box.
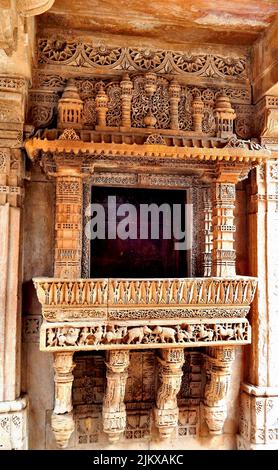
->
(0, 76), (28, 449)
(120, 74), (133, 128)
(211, 182), (236, 277)
(203, 347), (235, 435)
(54, 174), (83, 279)
(168, 80), (181, 130)
(52, 352), (75, 449)
(203, 186), (213, 277)
(102, 350), (130, 443)
(154, 349), (184, 439)
(0, 148), (24, 402)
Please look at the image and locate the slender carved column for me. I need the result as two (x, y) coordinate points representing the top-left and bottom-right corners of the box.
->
(51, 352), (75, 449)
(54, 173), (83, 279)
(192, 94), (204, 133)
(120, 74), (133, 128)
(203, 186), (213, 277)
(154, 349), (184, 439)
(95, 85), (109, 129)
(203, 347), (235, 435)
(211, 182), (236, 277)
(169, 80), (181, 130)
(102, 350), (130, 443)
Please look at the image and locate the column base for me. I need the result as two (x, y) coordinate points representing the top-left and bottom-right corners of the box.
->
(0, 395), (28, 450)
(154, 407), (179, 439)
(51, 412), (74, 449)
(237, 383), (278, 450)
(102, 408), (126, 443)
(203, 404), (227, 435)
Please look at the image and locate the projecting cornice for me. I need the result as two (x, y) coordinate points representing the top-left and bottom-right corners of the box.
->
(25, 130), (270, 165)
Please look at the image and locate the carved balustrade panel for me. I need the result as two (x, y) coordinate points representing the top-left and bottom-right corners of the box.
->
(28, 72), (254, 139)
(33, 277), (256, 353)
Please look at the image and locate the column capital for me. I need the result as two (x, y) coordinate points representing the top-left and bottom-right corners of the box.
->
(255, 94), (278, 151)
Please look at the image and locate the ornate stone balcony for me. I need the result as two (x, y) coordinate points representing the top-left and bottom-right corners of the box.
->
(34, 276), (257, 352)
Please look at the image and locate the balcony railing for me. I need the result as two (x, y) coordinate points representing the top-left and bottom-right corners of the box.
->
(34, 276), (256, 351)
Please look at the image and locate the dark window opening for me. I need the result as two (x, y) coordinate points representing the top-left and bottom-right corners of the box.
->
(89, 186), (190, 278)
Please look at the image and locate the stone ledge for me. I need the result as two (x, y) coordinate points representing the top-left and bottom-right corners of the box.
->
(0, 395), (28, 450)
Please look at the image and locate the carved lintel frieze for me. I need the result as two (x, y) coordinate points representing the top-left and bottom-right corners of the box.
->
(41, 319), (251, 351)
(102, 350), (130, 443)
(154, 349), (184, 439)
(203, 346), (235, 435)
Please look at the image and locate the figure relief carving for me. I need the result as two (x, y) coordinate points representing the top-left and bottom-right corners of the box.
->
(42, 320), (250, 351)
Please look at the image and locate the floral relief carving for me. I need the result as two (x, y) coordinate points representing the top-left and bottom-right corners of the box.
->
(213, 56), (246, 77)
(128, 48), (167, 71)
(83, 44), (123, 67)
(172, 53), (208, 73)
(38, 39), (79, 64)
(37, 39), (249, 81)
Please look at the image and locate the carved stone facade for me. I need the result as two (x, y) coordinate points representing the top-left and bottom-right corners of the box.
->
(0, 3), (278, 452)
